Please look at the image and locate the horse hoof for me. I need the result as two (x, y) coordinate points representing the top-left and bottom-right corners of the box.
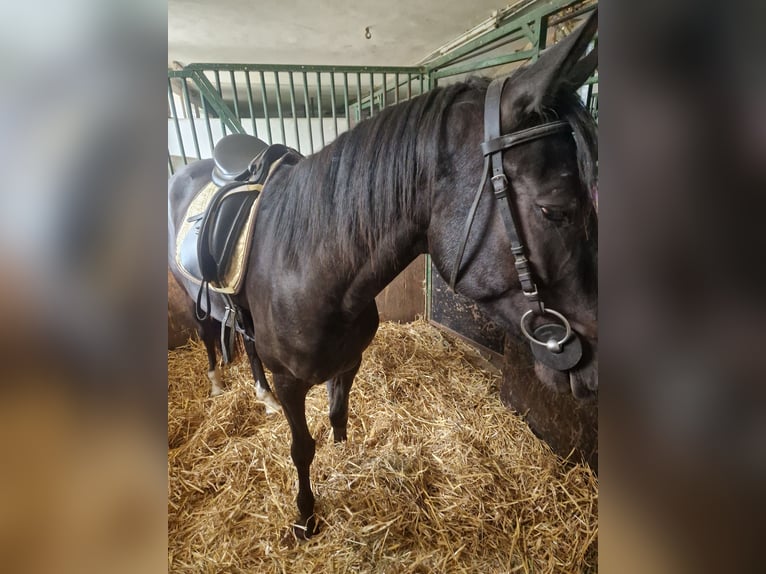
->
(210, 385), (224, 397)
(257, 388), (283, 414)
(293, 515), (318, 540)
(208, 369), (224, 397)
(265, 403), (282, 415)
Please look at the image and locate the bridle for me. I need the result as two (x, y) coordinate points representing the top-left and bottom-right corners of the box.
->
(449, 76), (584, 371)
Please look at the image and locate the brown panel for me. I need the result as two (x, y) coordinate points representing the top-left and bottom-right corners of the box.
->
(429, 260), (505, 354)
(429, 262), (597, 469)
(375, 255), (425, 323)
(501, 338), (598, 469)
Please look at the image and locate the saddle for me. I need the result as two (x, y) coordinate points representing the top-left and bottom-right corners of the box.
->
(211, 133), (269, 186)
(176, 135), (302, 295)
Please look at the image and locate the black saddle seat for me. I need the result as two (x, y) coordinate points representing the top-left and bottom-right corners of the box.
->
(212, 133), (269, 186)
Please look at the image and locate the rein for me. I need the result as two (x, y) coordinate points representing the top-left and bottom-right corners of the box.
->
(449, 77), (583, 371)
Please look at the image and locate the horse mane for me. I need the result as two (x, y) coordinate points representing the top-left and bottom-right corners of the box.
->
(267, 74), (597, 269)
(555, 91), (598, 214)
(268, 82), (474, 268)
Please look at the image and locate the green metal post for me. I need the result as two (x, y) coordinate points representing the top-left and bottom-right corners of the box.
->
(258, 71), (272, 143)
(200, 84), (214, 151)
(229, 70), (240, 118)
(274, 72), (286, 144)
(342, 72), (350, 127)
(214, 71), (226, 135)
(244, 71), (258, 137)
(302, 71), (314, 153)
(329, 71), (338, 139)
(167, 78), (187, 165)
(316, 72), (325, 147)
(355, 72), (362, 122)
(382, 73), (387, 108)
(368, 72), (375, 117)
(181, 78), (201, 159)
(288, 72), (300, 150)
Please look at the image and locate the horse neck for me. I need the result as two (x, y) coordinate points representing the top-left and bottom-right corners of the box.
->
(347, 221), (428, 301)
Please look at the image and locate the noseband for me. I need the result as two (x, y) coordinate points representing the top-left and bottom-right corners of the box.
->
(449, 77), (583, 371)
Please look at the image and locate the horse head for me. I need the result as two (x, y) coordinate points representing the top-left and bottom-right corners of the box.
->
(430, 11), (598, 400)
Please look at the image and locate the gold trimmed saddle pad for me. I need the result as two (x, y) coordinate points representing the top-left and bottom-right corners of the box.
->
(175, 180), (263, 294)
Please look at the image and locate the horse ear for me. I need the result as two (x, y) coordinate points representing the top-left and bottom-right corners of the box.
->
(563, 48), (597, 90)
(503, 9), (598, 118)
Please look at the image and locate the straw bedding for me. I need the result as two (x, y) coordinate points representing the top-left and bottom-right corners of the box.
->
(168, 320), (597, 573)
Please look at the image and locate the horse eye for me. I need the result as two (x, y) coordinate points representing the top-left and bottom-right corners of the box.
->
(539, 206), (570, 223)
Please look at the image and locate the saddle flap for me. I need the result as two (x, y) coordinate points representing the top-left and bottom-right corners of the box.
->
(198, 186), (259, 284)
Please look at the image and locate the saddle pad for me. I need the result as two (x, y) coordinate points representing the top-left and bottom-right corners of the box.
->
(175, 181), (262, 294)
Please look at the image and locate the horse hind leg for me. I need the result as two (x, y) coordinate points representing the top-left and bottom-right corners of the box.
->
(326, 360), (361, 442)
(242, 336), (282, 414)
(195, 313), (224, 396)
(273, 374), (317, 539)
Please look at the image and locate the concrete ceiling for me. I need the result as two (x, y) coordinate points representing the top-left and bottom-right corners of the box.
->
(168, 0), (524, 67)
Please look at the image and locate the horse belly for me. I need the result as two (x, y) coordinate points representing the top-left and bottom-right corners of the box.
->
(255, 302), (379, 384)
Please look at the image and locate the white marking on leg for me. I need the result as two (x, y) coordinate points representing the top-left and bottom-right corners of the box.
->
(256, 382), (282, 414)
(208, 369), (224, 397)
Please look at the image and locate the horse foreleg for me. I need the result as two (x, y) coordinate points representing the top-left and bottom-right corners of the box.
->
(242, 336), (282, 414)
(274, 375), (317, 539)
(326, 360), (361, 442)
(195, 314), (224, 396)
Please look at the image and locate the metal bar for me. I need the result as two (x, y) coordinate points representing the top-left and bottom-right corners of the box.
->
(407, 73), (412, 100)
(168, 149), (174, 176)
(430, 50), (538, 80)
(342, 73), (350, 127)
(329, 71), (338, 139)
(520, 21), (536, 44)
(167, 78), (187, 165)
(368, 72), (375, 117)
(189, 71), (244, 134)
(394, 73), (399, 104)
(419, 74), (424, 95)
(534, 15), (549, 56)
(181, 78), (201, 159)
(274, 72), (286, 144)
(356, 72), (362, 122)
(316, 72), (325, 147)
(288, 71), (300, 150)
(244, 71), (258, 137)
(549, 2), (597, 25)
(182, 63), (425, 74)
(214, 71), (226, 135)
(229, 70), (240, 119)
(423, 0), (579, 71)
(200, 85), (214, 152)
(258, 71), (272, 143)
(302, 71), (314, 153)
(381, 73), (387, 109)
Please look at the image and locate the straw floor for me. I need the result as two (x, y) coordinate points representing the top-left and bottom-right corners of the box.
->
(168, 320), (598, 573)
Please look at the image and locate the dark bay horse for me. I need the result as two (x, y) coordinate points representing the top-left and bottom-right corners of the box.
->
(168, 12), (597, 538)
